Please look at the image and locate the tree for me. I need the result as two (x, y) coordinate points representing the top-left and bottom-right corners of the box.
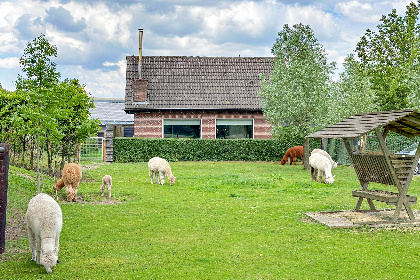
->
(355, 2), (420, 111)
(332, 54), (378, 121)
(259, 23), (336, 141)
(54, 79), (99, 168)
(15, 34), (61, 192)
(14, 34), (99, 191)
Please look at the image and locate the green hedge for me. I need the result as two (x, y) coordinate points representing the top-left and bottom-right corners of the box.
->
(114, 138), (302, 162)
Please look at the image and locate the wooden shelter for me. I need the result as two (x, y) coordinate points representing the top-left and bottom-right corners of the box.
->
(306, 109), (420, 222)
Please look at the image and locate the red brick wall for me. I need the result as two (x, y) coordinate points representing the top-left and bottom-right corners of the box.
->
(132, 79), (148, 102)
(134, 111), (272, 139)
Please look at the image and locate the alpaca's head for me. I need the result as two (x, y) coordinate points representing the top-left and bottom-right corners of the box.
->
(325, 175), (334, 184)
(280, 159), (286, 165)
(332, 161), (338, 168)
(40, 245), (58, 274)
(169, 176), (176, 186)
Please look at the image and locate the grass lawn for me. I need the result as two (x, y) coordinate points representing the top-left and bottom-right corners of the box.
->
(2, 161), (420, 279)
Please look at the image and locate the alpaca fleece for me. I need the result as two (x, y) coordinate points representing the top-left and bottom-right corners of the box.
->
(25, 193), (62, 274)
(100, 175), (112, 199)
(309, 153), (334, 184)
(53, 163), (82, 202)
(148, 157), (176, 186)
(311, 149), (337, 168)
(281, 146), (304, 165)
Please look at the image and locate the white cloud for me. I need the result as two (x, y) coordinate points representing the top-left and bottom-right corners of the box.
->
(60, 61), (126, 98)
(335, 1), (383, 23)
(283, 4), (340, 39)
(0, 57), (19, 68)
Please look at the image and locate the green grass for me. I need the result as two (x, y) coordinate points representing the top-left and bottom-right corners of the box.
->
(2, 161), (420, 279)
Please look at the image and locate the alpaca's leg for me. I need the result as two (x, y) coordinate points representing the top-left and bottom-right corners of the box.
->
(108, 185), (112, 199)
(149, 170), (154, 184)
(159, 172), (165, 185)
(292, 157), (297, 165)
(36, 236), (41, 264)
(55, 234), (60, 257)
(317, 170), (322, 183)
(155, 173), (160, 184)
(310, 167), (316, 181)
(65, 187), (72, 202)
(72, 187), (78, 202)
(100, 185), (105, 196)
(28, 228), (37, 261)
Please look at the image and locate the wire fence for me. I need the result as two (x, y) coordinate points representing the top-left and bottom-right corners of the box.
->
(79, 137), (104, 162)
(318, 132), (420, 165)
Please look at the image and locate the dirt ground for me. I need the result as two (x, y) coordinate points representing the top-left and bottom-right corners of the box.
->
(306, 209), (420, 228)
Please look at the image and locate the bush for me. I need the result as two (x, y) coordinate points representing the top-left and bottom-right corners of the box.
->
(113, 138), (304, 162)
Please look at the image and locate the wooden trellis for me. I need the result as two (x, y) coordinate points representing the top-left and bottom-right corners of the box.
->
(306, 109), (420, 222)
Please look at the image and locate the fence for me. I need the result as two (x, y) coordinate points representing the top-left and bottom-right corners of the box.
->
(320, 132), (420, 165)
(0, 143), (10, 254)
(79, 137), (104, 162)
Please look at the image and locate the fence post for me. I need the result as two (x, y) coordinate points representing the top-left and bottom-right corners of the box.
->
(106, 124), (114, 162)
(0, 143), (10, 254)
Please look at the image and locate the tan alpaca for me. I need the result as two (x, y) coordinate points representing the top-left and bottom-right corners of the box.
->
(148, 157), (176, 186)
(100, 175), (112, 199)
(53, 163), (82, 202)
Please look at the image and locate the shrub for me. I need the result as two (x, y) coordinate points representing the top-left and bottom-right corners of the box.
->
(113, 138), (305, 162)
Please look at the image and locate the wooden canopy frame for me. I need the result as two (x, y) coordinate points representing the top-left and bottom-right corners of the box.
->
(306, 109), (420, 222)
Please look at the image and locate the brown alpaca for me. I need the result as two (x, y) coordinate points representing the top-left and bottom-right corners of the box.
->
(53, 163), (82, 202)
(281, 146), (304, 165)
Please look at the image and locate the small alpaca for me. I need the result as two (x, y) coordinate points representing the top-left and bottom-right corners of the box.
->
(309, 153), (334, 184)
(53, 163), (82, 202)
(25, 193), (62, 274)
(311, 149), (337, 168)
(281, 146), (304, 165)
(148, 157), (176, 186)
(100, 175), (112, 199)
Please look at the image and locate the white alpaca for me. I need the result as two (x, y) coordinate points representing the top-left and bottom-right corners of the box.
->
(311, 149), (337, 168)
(100, 175), (112, 199)
(148, 157), (176, 186)
(25, 193), (62, 274)
(309, 153), (335, 184)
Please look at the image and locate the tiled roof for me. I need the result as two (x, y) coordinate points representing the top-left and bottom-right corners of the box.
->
(90, 99), (134, 125)
(125, 56), (274, 111)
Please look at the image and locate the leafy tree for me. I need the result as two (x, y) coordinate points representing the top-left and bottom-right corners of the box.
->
(15, 34), (61, 191)
(332, 54), (378, 121)
(54, 79), (99, 168)
(355, 2), (420, 111)
(13, 34), (99, 191)
(259, 23), (335, 141)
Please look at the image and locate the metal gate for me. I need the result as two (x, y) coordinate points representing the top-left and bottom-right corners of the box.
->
(79, 137), (104, 161)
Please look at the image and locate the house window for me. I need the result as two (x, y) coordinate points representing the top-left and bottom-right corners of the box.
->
(163, 119), (201, 138)
(216, 119), (253, 139)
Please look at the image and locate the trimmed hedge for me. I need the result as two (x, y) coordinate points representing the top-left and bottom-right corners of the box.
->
(114, 138), (301, 162)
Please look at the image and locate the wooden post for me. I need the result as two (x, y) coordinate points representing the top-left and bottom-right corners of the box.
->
(0, 143), (10, 254)
(303, 138), (310, 170)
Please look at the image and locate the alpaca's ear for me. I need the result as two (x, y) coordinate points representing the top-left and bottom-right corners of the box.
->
(333, 175), (336, 178)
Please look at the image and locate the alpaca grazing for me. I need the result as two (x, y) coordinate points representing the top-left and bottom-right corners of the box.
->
(25, 193), (62, 274)
(100, 175), (112, 199)
(281, 146), (304, 165)
(148, 157), (176, 186)
(53, 163), (82, 202)
(309, 152), (334, 184)
(311, 149), (337, 168)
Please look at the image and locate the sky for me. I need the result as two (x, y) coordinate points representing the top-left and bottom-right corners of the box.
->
(0, 0), (415, 98)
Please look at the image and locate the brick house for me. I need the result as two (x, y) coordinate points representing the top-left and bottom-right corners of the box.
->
(124, 31), (274, 139)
